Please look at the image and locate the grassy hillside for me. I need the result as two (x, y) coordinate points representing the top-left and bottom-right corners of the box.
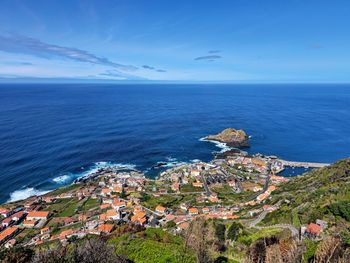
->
(263, 158), (350, 234)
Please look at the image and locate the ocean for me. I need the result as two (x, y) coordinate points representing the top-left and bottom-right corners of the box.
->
(0, 84), (349, 203)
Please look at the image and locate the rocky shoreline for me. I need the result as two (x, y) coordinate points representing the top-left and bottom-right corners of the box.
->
(205, 128), (250, 148)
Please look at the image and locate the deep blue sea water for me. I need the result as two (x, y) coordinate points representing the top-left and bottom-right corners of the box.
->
(0, 84), (349, 203)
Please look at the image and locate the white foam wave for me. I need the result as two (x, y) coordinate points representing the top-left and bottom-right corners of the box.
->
(52, 175), (70, 184)
(199, 137), (232, 153)
(191, 159), (202, 163)
(8, 187), (50, 203)
(52, 161), (138, 184)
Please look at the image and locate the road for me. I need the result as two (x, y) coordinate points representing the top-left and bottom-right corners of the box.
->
(201, 173), (211, 196)
(278, 159), (329, 168)
(249, 201), (299, 239)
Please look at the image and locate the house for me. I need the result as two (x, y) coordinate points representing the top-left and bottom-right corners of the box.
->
(171, 183), (180, 192)
(191, 169), (201, 177)
(202, 207), (210, 214)
(180, 203), (189, 211)
(23, 220), (36, 228)
(59, 229), (75, 240)
(78, 214), (87, 221)
(41, 227), (50, 235)
(305, 223), (322, 238)
(253, 186), (263, 192)
(101, 188), (112, 197)
(155, 205), (167, 215)
(98, 224), (115, 234)
(11, 211), (26, 222)
(0, 227), (19, 245)
(192, 182), (203, 188)
(263, 205), (271, 211)
(177, 222), (190, 231)
(100, 203), (111, 210)
(0, 208), (12, 218)
(2, 217), (12, 228)
(165, 214), (175, 222)
(112, 200), (126, 211)
(106, 209), (120, 220)
(131, 210), (147, 225)
(26, 211), (49, 221)
(270, 175), (289, 184)
(4, 239), (16, 248)
(189, 208), (199, 216)
(209, 194), (220, 203)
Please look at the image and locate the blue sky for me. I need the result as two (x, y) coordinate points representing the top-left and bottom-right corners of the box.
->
(0, 0), (349, 82)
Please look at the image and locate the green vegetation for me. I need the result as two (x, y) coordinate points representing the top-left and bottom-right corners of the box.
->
(141, 193), (195, 209)
(109, 228), (196, 263)
(329, 200), (350, 221)
(302, 239), (318, 262)
(50, 184), (81, 195)
(262, 158), (350, 231)
(56, 198), (81, 217)
(227, 222), (243, 242)
(181, 184), (203, 193)
(237, 228), (282, 245)
(81, 197), (100, 212)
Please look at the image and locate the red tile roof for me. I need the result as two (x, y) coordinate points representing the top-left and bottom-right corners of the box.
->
(307, 223), (321, 235)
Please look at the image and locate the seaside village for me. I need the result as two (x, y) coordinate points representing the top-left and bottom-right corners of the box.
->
(0, 153), (327, 248)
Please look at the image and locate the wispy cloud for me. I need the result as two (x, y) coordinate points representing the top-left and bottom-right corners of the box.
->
(208, 50), (221, 54)
(142, 64), (166, 73)
(0, 34), (137, 71)
(99, 70), (147, 80)
(194, 55), (222, 61)
(142, 65), (155, 70)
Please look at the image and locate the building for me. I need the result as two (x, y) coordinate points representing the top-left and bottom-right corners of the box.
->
(180, 203), (189, 211)
(305, 223), (322, 238)
(112, 200), (126, 210)
(98, 224), (115, 234)
(100, 188), (112, 197)
(192, 182), (203, 188)
(26, 211), (49, 221)
(23, 220), (36, 228)
(106, 209), (120, 220)
(2, 217), (12, 228)
(202, 207), (210, 214)
(11, 211), (26, 222)
(171, 183), (180, 192)
(189, 208), (199, 216)
(41, 227), (50, 235)
(0, 208), (12, 218)
(191, 169), (201, 177)
(131, 209), (147, 225)
(155, 205), (167, 215)
(0, 227), (19, 245)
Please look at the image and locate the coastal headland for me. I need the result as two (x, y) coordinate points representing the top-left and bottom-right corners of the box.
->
(0, 128), (339, 262)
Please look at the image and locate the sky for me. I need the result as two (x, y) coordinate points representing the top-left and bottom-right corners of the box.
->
(0, 0), (349, 83)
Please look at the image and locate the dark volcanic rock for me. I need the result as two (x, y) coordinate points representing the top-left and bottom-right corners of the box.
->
(206, 128), (250, 148)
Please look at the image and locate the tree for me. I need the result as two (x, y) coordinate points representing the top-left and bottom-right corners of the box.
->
(226, 222), (242, 241)
(32, 238), (129, 263)
(184, 218), (210, 263)
(215, 223), (226, 242)
(0, 247), (34, 263)
(120, 188), (127, 199)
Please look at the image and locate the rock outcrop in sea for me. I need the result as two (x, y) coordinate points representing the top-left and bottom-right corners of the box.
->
(205, 128), (250, 148)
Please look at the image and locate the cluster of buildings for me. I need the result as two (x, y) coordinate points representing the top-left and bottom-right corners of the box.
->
(0, 206), (50, 247)
(0, 153), (298, 249)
